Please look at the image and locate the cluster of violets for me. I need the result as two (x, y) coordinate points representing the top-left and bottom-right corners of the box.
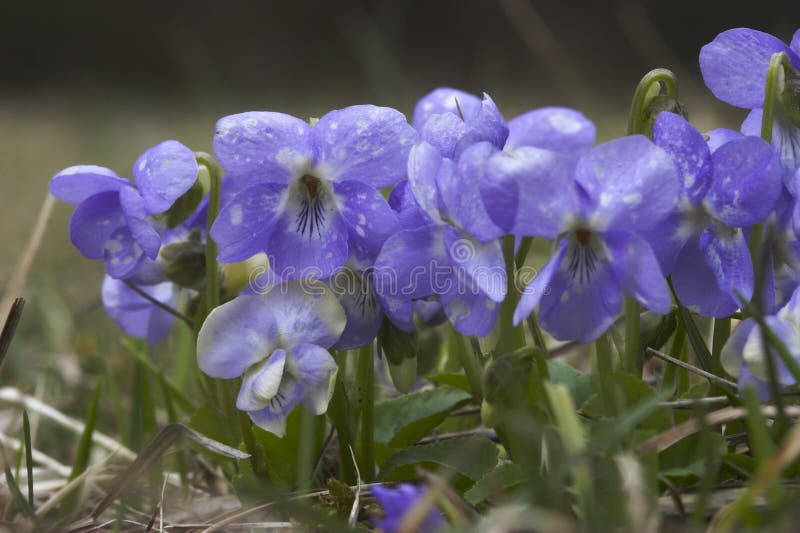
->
(51, 27), (800, 437)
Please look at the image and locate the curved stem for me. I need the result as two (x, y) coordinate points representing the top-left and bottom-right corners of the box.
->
(627, 68), (679, 136)
(760, 52), (794, 143)
(196, 152), (223, 319)
(122, 280), (194, 329)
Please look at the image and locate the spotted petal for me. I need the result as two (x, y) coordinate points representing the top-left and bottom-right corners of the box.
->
(407, 142), (447, 223)
(700, 28), (800, 109)
(604, 230), (670, 313)
(505, 107), (595, 156)
(652, 112), (712, 204)
(212, 182), (285, 263)
(50, 166), (130, 205)
(68, 191), (126, 259)
(314, 105), (417, 188)
(412, 87), (482, 131)
(214, 111), (314, 185)
(334, 180), (400, 257)
(575, 135), (679, 232)
(104, 226), (145, 279)
(441, 279), (501, 337)
(704, 136), (782, 227)
(119, 187), (161, 259)
(133, 140), (198, 214)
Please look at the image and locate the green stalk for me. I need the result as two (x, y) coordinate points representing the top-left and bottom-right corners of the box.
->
(196, 152), (222, 317)
(356, 344), (375, 481)
(711, 317), (731, 375)
(460, 336), (484, 402)
(496, 235), (526, 356)
(296, 408), (317, 491)
(760, 52), (794, 144)
(595, 334), (613, 378)
(622, 298), (641, 376)
(627, 68), (679, 136)
(329, 351), (356, 484)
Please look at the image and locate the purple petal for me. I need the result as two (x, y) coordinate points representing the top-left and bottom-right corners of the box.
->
(329, 267), (384, 350)
(314, 105), (417, 188)
(419, 112), (471, 159)
(415, 300), (446, 326)
(247, 376), (306, 437)
(652, 112), (712, 204)
(412, 87), (482, 131)
(635, 210), (691, 276)
(104, 227), (145, 279)
(443, 226), (506, 302)
(119, 187), (161, 259)
(575, 136), (679, 232)
(514, 239), (568, 325)
(334, 180), (400, 257)
(506, 107), (595, 156)
(133, 140), (198, 214)
(793, 29), (800, 56)
(388, 180), (434, 230)
(197, 294), (281, 379)
(212, 182), (284, 263)
(604, 230), (670, 313)
(453, 93), (508, 156)
(380, 295), (416, 332)
(670, 235), (743, 317)
(50, 166), (130, 205)
(702, 227), (754, 306)
(101, 277), (177, 344)
(536, 238), (623, 343)
(439, 143), (504, 242)
(236, 349), (287, 411)
(268, 281), (347, 348)
(441, 279), (501, 336)
(704, 136), (782, 227)
(407, 142), (446, 223)
(287, 343), (338, 414)
(214, 111), (314, 185)
(266, 186), (349, 279)
(69, 191), (126, 259)
(373, 225), (451, 302)
(371, 484), (445, 533)
(480, 144), (578, 238)
(699, 28), (800, 108)
(741, 110), (800, 194)
(706, 128), (744, 153)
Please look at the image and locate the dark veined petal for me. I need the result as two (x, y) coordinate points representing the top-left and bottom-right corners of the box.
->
(329, 266), (384, 350)
(103, 226), (145, 279)
(246, 375), (306, 437)
(334, 180), (400, 257)
(412, 87), (482, 131)
(536, 234), (623, 343)
(575, 135), (680, 232)
(211, 182), (285, 263)
(652, 112), (713, 204)
(479, 143), (578, 239)
(214, 111), (314, 185)
(132, 140), (198, 214)
(236, 349), (287, 412)
(514, 238), (568, 326)
(267, 280), (347, 349)
(505, 107), (595, 156)
(50, 165), (130, 205)
(68, 191), (126, 259)
(604, 230), (671, 313)
(266, 181), (349, 279)
(314, 105), (417, 188)
(286, 343), (338, 414)
(700, 28), (800, 109)
(101, 276), (177, 345)
(704, 136), (782, 227)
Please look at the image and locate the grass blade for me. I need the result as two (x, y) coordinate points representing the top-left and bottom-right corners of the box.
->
(69, 379), (101, 481)
(23, 410), (34, 506)
(2, 447), (44, 531)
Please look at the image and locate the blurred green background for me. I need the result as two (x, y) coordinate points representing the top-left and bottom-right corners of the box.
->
(0, 0), (795, 429)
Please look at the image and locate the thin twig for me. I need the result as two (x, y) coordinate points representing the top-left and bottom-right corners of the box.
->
(122, 280), (195, 329)
(646, 347), (738, 389)
(0, 298), (24, 368)
(348, 446), (361, 527)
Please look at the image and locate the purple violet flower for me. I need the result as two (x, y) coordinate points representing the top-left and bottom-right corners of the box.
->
(371, 483), (445, 533)
(210, 106), (417, 280)
(197, 281), (345, 436)
(645, 112), (782, 317)
(101, 276), (179, 345)
(50, 140), (199, 279)
(508, 135), (680, 342)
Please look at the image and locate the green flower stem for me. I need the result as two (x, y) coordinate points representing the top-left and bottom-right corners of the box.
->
(459, 335), (484, 402)
(761, 52), (794, 143)
(196, 152), (222, 317)
(356, 344), (375, 481)
(496, 235), (526, 356)
(328, 357), (356, 484)
(711, 317), (731, 375)
(627, 68), (678, 136)
(595, 333), (613, 378)
(622, 298), (641, 376)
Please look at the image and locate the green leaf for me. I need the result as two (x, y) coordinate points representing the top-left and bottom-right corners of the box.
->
(165, 178), (204, 228)
(669, 279), (713, 371)
(659, 430), (727, 483)
(373, 386), (471, 449)
(464, 461), (527, 505)
(546, 361), (598, 409)
(582, 372), (671, 432)
(426, 373), (472, 394)
(378, 436), (498, 487)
